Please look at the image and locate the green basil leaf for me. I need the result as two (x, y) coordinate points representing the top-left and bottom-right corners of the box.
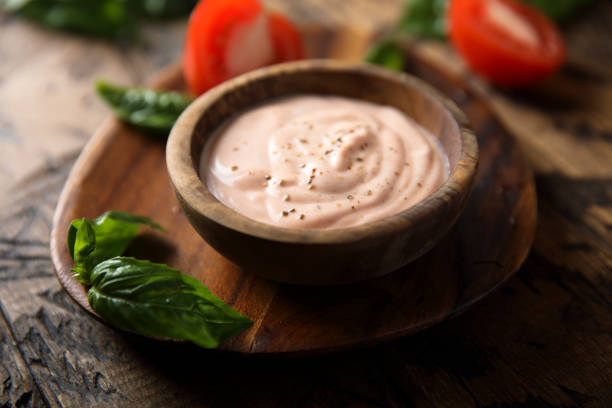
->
(71, 219), (96, 284)
(4, 0), (138, 39)
(88, 257), (253, 348)
(365, 40), (406, 71)
(132, 0), (197, 18)
(67, 211), (163, 284)
(522, 0), (596, 22)
(397, 0), (448, 39)
(96, 80), (193, 132)
(3, 0), (197, 38)
(98, 210), (164, 230)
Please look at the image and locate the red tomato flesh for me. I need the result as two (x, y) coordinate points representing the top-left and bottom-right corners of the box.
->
(449, 0), (565, 86)
(183, 0), (304, 95)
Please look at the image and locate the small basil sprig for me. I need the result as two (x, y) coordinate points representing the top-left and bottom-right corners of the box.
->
(68, 210), (163, 284)
(67, 211), (252, 348)
(96, 80), (193, 132)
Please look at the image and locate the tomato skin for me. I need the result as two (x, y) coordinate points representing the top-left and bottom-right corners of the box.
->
(449, 0), (565, 86)
(183, 0), (262, 95)
(183, 0), (304, 96)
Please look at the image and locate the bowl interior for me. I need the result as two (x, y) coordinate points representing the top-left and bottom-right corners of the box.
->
(169, 61), (476, 245)
(189, 66), (463, 185)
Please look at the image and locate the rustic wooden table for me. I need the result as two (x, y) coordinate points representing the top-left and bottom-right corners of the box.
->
(1, 1), (611, 407)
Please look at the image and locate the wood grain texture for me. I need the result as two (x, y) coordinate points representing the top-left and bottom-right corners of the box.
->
(50, 51), (533, 353)
(1, 0), (611, 406)
(0, 312), (43, 408)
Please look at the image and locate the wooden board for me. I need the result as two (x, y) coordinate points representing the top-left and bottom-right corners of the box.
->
(49, 50), (536, 354)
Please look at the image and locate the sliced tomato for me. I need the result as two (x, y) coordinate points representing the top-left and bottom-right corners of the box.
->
(183, 0), (304, 95)
(449, 0), (565, 86)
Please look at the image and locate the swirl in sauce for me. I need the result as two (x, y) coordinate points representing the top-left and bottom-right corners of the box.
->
(201, 95), (449, 229)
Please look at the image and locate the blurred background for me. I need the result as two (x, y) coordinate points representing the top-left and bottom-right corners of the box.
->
(0, 0), (610, 202)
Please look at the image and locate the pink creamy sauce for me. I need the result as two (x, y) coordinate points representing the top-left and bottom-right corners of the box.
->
(200, 95), (449, 229)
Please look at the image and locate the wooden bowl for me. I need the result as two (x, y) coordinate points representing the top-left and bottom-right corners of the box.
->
(166, 60), (478, 285)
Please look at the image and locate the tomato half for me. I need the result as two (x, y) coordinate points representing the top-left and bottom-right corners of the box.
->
(449, 0), (565, 86)
(183, 0), (304, 95)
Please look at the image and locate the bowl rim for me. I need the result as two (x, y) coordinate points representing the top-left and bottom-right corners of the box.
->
(167, 59), (478, 244)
